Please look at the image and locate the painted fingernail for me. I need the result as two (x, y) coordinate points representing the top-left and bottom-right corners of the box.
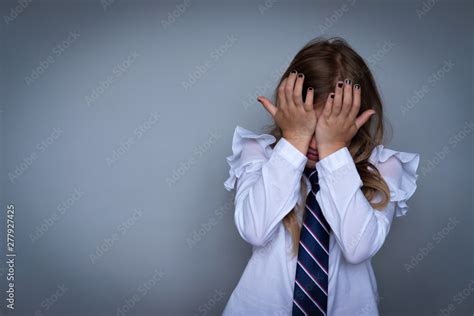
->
(345, 79), (352, 85)
(330, 93), (335, 98)
(291, 70), (297, 74)
(354, 84), (360, 89)
(298, 73), (304, 78)
(337, 81), (343, 88)
(308, 87), (313, 90)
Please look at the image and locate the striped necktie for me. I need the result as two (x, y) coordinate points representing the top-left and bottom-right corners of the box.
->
(292, 167), (331, 316)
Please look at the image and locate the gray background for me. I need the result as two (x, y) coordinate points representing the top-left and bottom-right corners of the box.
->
(1, 0), (473, 315)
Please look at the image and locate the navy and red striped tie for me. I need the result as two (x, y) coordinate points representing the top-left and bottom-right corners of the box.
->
(292, 167), (331, 316)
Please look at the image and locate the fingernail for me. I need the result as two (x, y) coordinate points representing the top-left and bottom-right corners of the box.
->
(291, 70), (297, 74)
(330, 93), (335, 99)
(337, 81), (343, 88)
(308, 87), (313, 90)
(345, 79), (352, 85)
(298, 73), (304, 78)
(354, 84), (360, 89)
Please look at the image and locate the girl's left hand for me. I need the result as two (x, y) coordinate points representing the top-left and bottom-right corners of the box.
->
(316, 79), (376, 158)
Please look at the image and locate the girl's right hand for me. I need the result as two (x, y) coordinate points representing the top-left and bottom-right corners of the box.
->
(257, 70), (316, 153)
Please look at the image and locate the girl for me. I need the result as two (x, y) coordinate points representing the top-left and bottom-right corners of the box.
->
(222, 37), (420, 316)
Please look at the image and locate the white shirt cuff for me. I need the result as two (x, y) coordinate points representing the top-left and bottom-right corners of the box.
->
(273, 137), (308, 171)
(316, 146), (353, 174)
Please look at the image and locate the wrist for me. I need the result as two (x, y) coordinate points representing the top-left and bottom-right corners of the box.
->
(317, 142), (347, 160)
(282, 135), (311, 156)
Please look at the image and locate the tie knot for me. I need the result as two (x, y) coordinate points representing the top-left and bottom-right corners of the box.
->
(304, 167), (318, 186)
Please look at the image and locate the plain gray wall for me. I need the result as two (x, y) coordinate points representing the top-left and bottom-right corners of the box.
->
(1, 0), (473, 315)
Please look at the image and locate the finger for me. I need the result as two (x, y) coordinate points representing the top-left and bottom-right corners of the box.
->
(322, 92), (334, 118)
(277, 77), (288, 109)
(340, 78), (353, 117)
(349, 83), (361, 121)
(257, 96), (277, 117)
(332, 80), (344, 116)
(355, 109), (376, 129)
(285, 70), (298, 108)
(293, 72), (305, 106)
(303, 86), (314, 111)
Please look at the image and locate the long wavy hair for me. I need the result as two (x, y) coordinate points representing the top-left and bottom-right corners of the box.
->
(262, 36), (392, 258)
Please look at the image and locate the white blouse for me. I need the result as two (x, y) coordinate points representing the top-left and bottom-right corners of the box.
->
(222, 125), (420, 316)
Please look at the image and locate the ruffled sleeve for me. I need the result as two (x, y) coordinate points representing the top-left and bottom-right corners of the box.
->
(369, 144), (420, 217)
(222, 125), (308, 247)
(223, 125), (276, 191)
(312, 144), (420, 263)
